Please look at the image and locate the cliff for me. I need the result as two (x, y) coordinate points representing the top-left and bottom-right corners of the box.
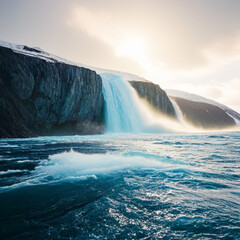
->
(171, 97), (236, 129)
(0, 46), (104, 138)
(129, 81), (176, 117)
(166, 90), (240, 129)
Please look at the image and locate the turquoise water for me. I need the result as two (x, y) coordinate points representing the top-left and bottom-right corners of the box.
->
(0, 132), (239, 239)
(101, 73), (144, 132)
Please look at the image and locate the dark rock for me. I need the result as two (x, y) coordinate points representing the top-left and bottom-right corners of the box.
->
(23, 46), (42, 53)
(129, 81), (176, 117)
(172, 97), (236, 129)
(0, 46), (104, 138)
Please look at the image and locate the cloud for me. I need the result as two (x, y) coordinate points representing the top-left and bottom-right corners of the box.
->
(66, 4), (150, 74)
(214, 78), (240, 112)
(195, 78), (240, 113)
(67, 0), (240, 71)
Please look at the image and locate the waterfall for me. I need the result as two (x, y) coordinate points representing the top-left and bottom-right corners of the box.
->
(101, 73), (144, 132)
(100, 72), (198, 133)
(171, 99), (194, 130)
(171, 100), (185, 123)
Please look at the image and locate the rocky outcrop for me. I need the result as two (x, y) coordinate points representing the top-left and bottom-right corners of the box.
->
(171, 97), (236, 129)
(0, 46), (104, 138)
(129, 81), (176, 117)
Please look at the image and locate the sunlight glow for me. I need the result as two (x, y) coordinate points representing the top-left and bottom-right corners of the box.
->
(115, 36), (146, 60)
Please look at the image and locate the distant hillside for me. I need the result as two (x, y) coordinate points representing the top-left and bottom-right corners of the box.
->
(166, 89), (240, 129)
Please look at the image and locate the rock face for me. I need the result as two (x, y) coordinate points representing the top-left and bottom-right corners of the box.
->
(166, 89), (240, 129)
(171, 97), (236, 129)
(0, 46), (104, 138)
(129, 81), (176, 117)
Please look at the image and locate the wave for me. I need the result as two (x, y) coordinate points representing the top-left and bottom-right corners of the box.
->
(0, 169), (29, 176)
(35, 149), (176, 178)
(17, 160), (38, 163)
(0, 150), (186, 191)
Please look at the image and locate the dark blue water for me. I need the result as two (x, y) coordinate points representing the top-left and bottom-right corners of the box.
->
(0, 132), (239, 239)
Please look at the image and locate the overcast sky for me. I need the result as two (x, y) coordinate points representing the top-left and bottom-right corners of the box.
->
(0, 0), (240, 112)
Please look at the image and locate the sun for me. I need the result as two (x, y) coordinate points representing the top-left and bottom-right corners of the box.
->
(115, 36), (146, 61)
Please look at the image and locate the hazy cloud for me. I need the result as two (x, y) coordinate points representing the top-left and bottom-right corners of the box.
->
(67, 0), (240, 70)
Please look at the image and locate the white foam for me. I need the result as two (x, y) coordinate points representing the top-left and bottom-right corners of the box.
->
(17, 160), (37, 163)
(0, 169), (28, 175)
(35, 149), (170, 180)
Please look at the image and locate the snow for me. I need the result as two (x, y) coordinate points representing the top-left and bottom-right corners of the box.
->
(166, 89), (240, 125)
(96, 68), (149, 82)
(0, 40), (147, 83)
(166, 89), (224, 106)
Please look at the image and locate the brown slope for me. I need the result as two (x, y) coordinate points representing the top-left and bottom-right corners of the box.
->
(171, 97), (235, 129)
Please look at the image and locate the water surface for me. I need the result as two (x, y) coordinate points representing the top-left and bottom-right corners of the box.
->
(0, 132), (239, 239)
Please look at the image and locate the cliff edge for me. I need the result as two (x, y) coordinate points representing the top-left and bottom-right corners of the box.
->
(129, 81), (176, 117)
(0, 45), (104, 138)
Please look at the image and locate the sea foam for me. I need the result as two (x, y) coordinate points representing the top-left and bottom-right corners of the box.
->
(35, 149), (174, 180)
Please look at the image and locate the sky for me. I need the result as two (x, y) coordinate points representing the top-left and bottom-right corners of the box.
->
(0, 0), (240, 112)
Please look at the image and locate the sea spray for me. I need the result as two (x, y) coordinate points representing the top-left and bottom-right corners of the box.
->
(170, 99), (207, 132)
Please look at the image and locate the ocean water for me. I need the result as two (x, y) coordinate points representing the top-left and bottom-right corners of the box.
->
(0, 132), (239, 239)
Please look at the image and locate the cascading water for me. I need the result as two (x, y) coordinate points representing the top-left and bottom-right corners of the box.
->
(170, 99), (198, 131)
(171, 100), (185, 124)
(101, 73), (145, 132)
